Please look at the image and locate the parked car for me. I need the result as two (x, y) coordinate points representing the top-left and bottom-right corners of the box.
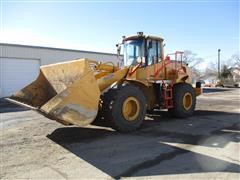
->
(216, 79), (240, 88)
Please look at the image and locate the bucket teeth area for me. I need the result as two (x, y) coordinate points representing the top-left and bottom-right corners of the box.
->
(6, 97), (38, 110)
(8, 59), (101, 126)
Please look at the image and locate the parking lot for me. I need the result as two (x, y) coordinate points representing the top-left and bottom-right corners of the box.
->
(1, 88), (240, 179)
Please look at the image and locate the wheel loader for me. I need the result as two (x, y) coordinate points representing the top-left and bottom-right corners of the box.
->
(7, 32), (202, 132)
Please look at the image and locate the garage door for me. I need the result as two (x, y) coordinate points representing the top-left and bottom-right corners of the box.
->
(0, 58), (40, 97)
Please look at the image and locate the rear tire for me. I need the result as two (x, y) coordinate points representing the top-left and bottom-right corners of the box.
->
(101, 84), (146, 132)
(169, 83), (196, 118)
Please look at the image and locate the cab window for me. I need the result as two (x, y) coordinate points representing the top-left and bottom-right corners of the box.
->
(124, 39), (144, 66)
(147, 40), (161, 65)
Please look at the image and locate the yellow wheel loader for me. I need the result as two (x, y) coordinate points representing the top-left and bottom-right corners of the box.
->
(8, 32), (202, 132)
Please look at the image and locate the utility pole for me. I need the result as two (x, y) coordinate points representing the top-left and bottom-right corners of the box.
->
(218, 49), (221, 79)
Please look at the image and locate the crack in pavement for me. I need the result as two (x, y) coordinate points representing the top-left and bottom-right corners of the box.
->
(48, 166), (68, 179)
(114, 148), (188, 179)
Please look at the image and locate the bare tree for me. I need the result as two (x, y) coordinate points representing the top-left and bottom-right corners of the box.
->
(182, 50), (204, 80)
(229, 53), (240, 67)
(201, 62), (218, 80)
(221, 65), (233, 78)
(182, 50), (203, 68)
(192, 68), (202, 80)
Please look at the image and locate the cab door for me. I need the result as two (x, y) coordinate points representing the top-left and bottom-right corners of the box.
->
(147, 40), (161, 66)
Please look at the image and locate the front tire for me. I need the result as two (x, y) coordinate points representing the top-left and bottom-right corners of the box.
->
(169, 83), (196, 118)
(102, 84), (146, 132)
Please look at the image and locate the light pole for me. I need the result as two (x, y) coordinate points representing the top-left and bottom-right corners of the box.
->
(218, 49), (221, 80)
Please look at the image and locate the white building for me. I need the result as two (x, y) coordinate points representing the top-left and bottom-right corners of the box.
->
(0, 43), (118, 97)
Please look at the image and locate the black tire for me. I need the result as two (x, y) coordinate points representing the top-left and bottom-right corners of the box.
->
(92, 90), (115, 127)
(234, 84), (239, 88)
(169, 83), (196, 118)
(101, 84), (146, 132)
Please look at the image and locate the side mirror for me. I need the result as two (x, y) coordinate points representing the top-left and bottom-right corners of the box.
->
(117, 45), (121, 57)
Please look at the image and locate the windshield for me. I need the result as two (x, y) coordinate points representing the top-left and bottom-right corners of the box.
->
(123, 40), (144, 66)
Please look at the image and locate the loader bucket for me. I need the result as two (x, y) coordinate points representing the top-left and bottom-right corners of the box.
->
(9, 59), (101, 126)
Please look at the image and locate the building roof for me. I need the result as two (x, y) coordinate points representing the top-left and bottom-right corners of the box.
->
(0, 43), (117, 56)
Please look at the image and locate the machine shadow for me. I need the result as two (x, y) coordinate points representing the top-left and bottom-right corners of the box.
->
(47, 110), (240, 178)
(0, 98), (28, 113)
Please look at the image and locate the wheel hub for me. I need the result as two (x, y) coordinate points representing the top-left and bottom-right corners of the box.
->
(122, 96), (140, 121)
(183, 92), (193, 110)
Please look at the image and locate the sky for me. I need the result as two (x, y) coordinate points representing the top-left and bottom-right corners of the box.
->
(0, 0), (239, 70)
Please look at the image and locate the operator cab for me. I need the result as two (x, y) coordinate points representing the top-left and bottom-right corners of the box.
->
(117, 32), (164, 67)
